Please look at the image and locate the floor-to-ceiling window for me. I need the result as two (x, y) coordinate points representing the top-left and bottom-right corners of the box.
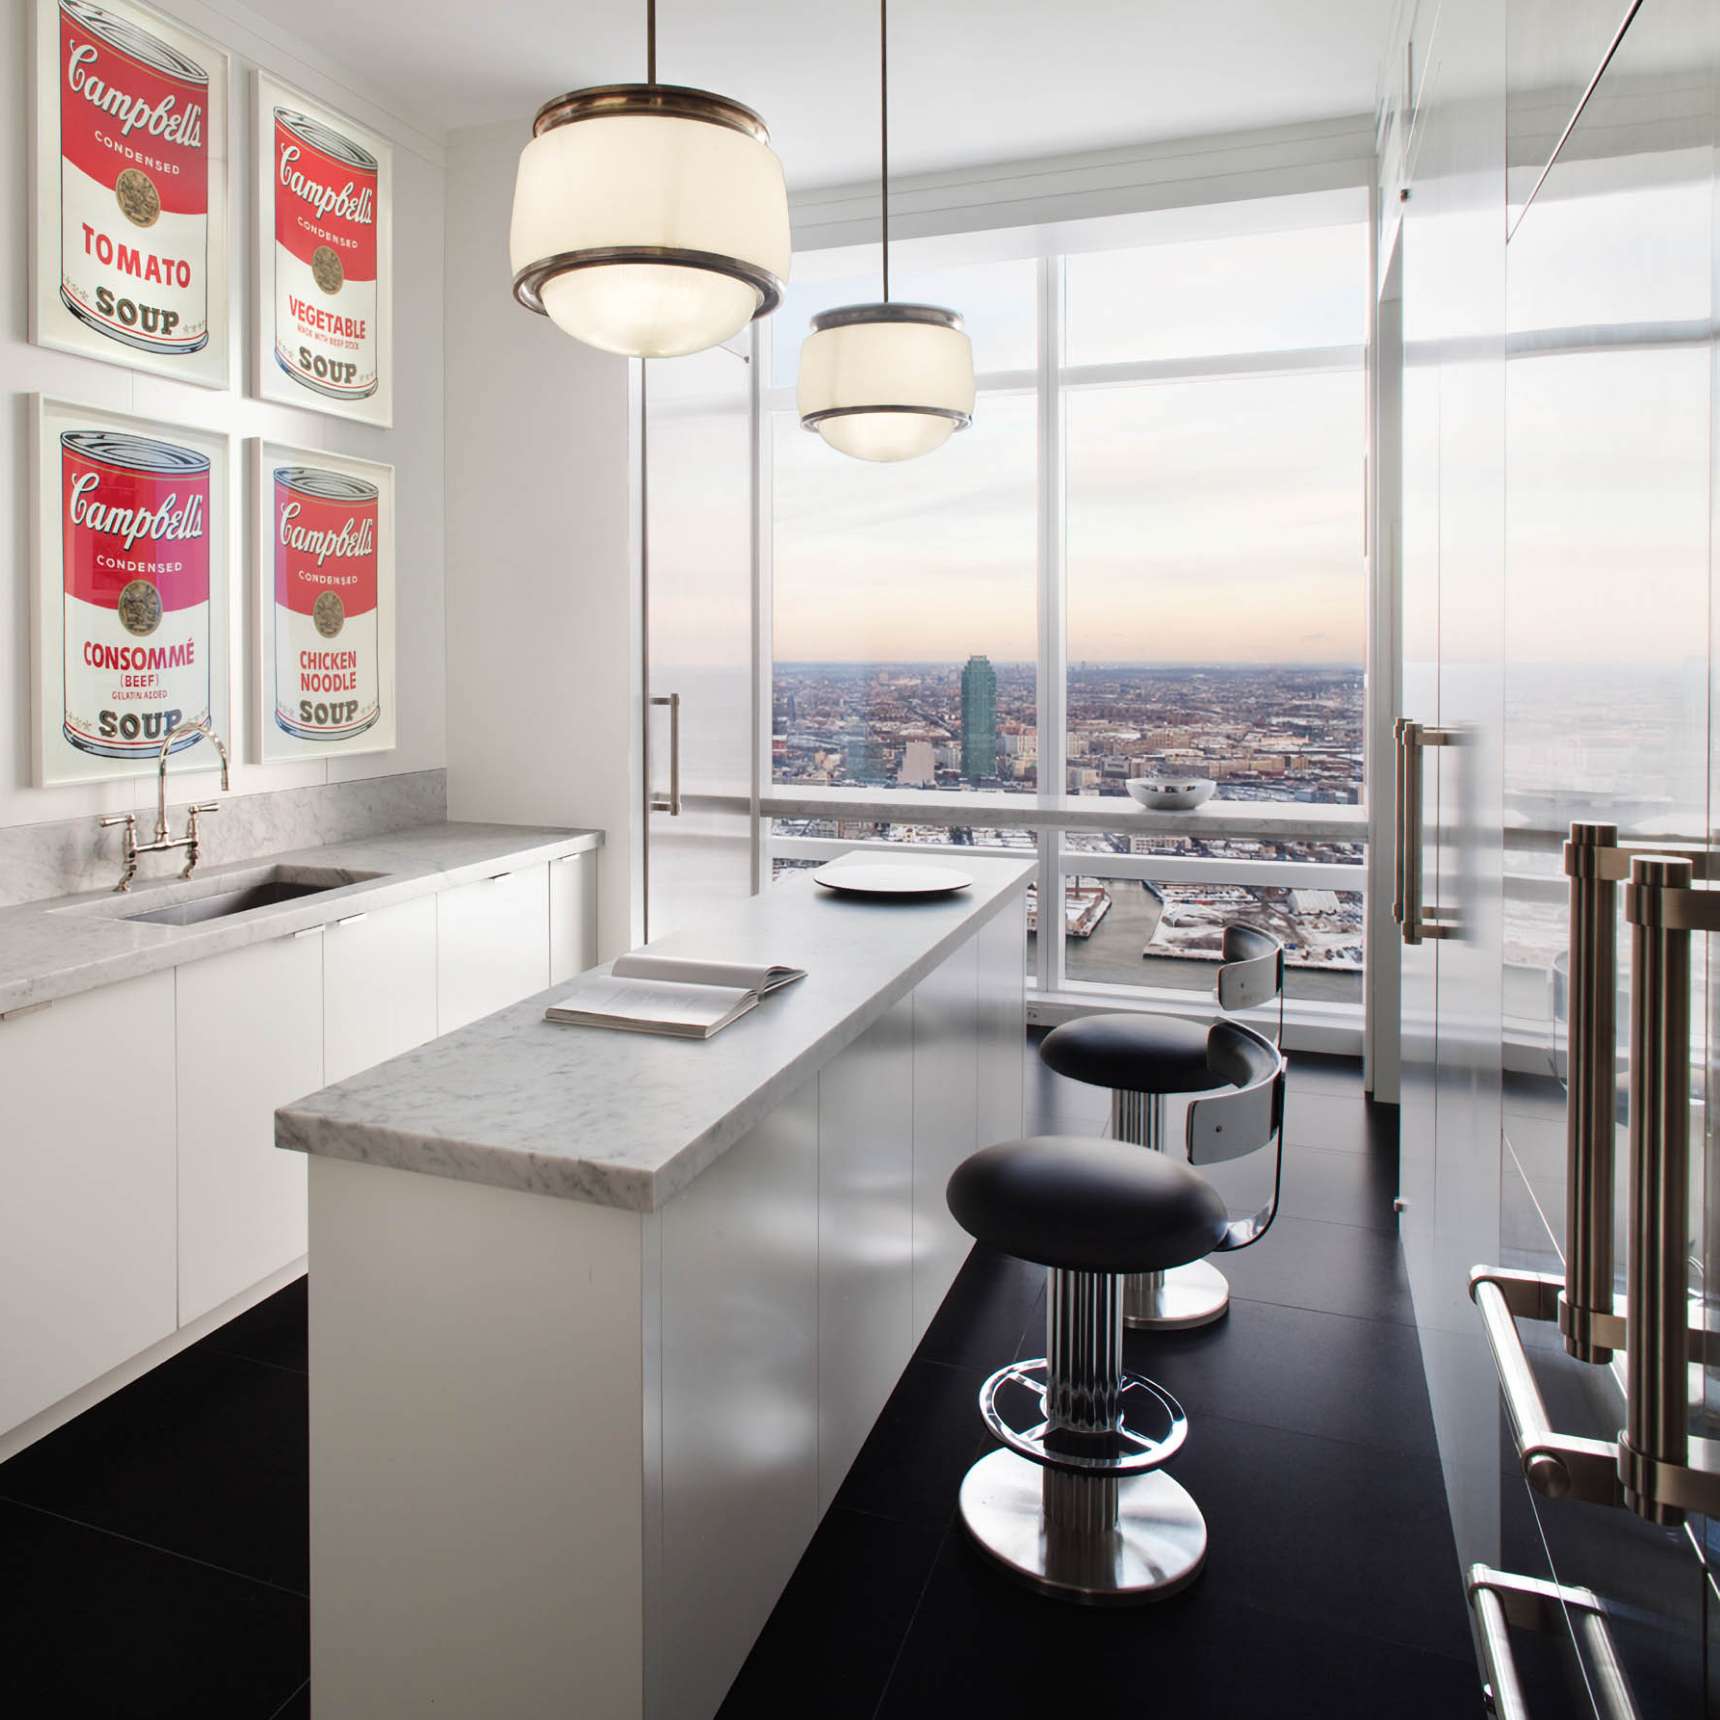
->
(761, 190), (1369, 1012)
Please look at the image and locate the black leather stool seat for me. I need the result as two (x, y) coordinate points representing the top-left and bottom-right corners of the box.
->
(948, 1135), (1229, 1275)
(1039, 1013), (1224, 1095)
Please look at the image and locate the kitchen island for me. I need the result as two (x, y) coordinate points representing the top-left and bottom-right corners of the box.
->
(276, 853), (1033, 1720)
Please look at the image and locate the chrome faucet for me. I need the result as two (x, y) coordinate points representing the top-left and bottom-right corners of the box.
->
(100, 719), (232, 891)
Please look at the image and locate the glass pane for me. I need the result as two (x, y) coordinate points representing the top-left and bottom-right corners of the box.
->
(771, 256), (1038, 388)
(1058, 869), (1364, 1004)
(1064, 221), (1365, 366)
(1063, 368), (1365, 804)
(771, 391), (1038, 795)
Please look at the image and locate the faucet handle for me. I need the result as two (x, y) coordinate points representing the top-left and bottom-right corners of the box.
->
(188, 801), (221, 816)
(99, 813), (136, 829)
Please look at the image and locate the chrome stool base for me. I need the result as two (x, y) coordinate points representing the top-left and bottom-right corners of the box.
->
(1124, 1258), (1231, 1330)
(959, 1447), (1208, 1604)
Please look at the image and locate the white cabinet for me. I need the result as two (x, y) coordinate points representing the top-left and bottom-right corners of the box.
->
(0, 973), (177, 1432)
(437, 863), (549, 1033)
(323, 896), (439, 1085)
(549, 851), (597, 986)
(177, 930), (324, 1326)
(816, 999), (914, 1512)
(910, 932), (980, 1345)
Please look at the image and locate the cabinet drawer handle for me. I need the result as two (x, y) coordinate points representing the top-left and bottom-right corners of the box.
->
(487, 872), (512, 883)
(335, 912), (368, 928)
(0, 999), (52, 1024)
(292, 924), (326, 941)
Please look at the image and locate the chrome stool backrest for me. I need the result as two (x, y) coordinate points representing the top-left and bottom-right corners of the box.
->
(1215, 922), (1285, 1044)
(1187, 1018), (1287, 1251)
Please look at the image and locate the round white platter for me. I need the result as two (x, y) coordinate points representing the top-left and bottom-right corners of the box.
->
(810, 861), (973, 898)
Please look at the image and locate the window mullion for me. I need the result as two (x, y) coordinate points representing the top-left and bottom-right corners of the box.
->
(1035, 253), (1068, 997)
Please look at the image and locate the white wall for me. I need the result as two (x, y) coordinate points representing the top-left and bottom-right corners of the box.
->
(442, 119), (641, 959)
(1, 0), (447, 835)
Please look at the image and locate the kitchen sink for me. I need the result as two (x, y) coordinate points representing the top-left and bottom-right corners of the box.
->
(123, 877), (347, 926)
(55, 863), (385, 926)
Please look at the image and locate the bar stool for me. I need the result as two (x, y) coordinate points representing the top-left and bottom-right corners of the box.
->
(948, 1021), (1287, 1604)
(1038, 923), (1285, 1329)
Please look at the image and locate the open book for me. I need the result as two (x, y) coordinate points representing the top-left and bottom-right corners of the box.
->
(543, 953), (806, 1040)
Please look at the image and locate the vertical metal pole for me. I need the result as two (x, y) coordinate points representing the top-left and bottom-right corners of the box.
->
(1401, 719), (1424, 945)
(1620, 854), (1692, 1526)
(1111, 1090), (1165, 1321)
(1561, 821), (1619, 1362)
(1042, 1267), (1123, 1537)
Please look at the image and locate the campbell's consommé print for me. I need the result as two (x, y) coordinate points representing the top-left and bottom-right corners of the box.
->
(61, 429), (211, 758)
(273, 109), (379, 401)
(57, 0), (210, 356)
(273, 467), (380, 741)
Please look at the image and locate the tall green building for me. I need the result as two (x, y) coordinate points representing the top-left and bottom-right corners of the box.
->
(960, 655), (999, 782)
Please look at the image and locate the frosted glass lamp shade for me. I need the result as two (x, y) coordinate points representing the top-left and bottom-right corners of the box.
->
(510, 86), (790, 359)
(797, 305), (975, 462)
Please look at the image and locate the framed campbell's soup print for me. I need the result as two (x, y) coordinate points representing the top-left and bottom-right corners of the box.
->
(254, 73), (393, 426)
(251, 441), (397, 763)
(29, 0), (231, 388)
(31, 397), (234, 788)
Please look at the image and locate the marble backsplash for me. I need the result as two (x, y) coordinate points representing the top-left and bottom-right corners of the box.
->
(0, 769), (448, 909)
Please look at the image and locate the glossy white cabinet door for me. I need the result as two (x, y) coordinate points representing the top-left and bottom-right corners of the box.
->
(975, 903), (1027, 1154)
(910, 932), (981, 1345)
(655, 1077), (819, 1720)
(323, 896), (439, 1086)
(177, 931), (323, 1326)
(0, 972), (177, 1430)
(816, 996), (914, 1513)
(549, 851), (597, 986)
(437, 863), (550, 1033)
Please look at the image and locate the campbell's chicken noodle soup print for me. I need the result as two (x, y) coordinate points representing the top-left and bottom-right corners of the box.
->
(57, 0), (210, 355)
(274, 468), (381, 742)
(273, 110), (379, 400)
(61, 431), (211, 759)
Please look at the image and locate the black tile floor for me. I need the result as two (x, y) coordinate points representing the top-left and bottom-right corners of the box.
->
(0, 1043), (1478, 1719)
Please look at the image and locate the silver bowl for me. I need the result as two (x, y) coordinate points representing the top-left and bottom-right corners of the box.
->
(1125, 777), (1216, 812)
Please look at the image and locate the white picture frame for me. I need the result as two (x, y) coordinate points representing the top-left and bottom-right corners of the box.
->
(253, 72), (394, 426)
(31, 395), (235, 788)
(30, 0), (232, 389)
(250, 440), (397, 764)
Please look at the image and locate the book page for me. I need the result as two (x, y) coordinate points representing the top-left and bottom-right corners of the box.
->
(611, 954), (805, 994)
(546, 975), (753, 1031)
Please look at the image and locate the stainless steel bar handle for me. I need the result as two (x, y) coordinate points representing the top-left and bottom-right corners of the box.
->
(1561, 821), (1620, 1364)
(1401, 719), (1424, 944)
(1469, 1270), (1620, 1505)
(1467, 1567), (1642, 1720)
(1620, 853), (1693, 1526)
(649, 693), (681, 816)
(1395, 720), (1457, 945)
(1391, 717), (1409, 929)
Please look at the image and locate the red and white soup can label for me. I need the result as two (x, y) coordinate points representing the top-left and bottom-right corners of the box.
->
(58, 0), (210, 356)
(61, 430), (211, 759)
(273, 110), (379, 401)
(273, 467), (380, 742)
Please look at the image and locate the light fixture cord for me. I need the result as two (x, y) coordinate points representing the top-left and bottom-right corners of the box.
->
(879, 0), (889, 301)
(647, 0), (656, 84)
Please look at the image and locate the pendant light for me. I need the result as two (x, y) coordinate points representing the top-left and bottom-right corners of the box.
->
(509, 0), (790, 358)
(797, 0), (974, 462)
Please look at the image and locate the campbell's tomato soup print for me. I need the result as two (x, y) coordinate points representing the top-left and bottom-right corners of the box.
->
(57, 0), (210, 356)
(61, 429), (211, 758)
(273, 109), (379, 400)
(273, 467), (380, 741)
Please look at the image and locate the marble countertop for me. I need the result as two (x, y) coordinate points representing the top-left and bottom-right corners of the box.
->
(0, 822), (603, 1017)
(277, 853), (1036, 1214)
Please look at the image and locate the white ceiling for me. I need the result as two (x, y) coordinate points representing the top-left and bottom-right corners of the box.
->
(240, 0), (1396, 186)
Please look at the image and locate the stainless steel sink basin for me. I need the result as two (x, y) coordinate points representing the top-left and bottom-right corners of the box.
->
(123, 877), (345, 926)
(54, 863), (385, 926)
